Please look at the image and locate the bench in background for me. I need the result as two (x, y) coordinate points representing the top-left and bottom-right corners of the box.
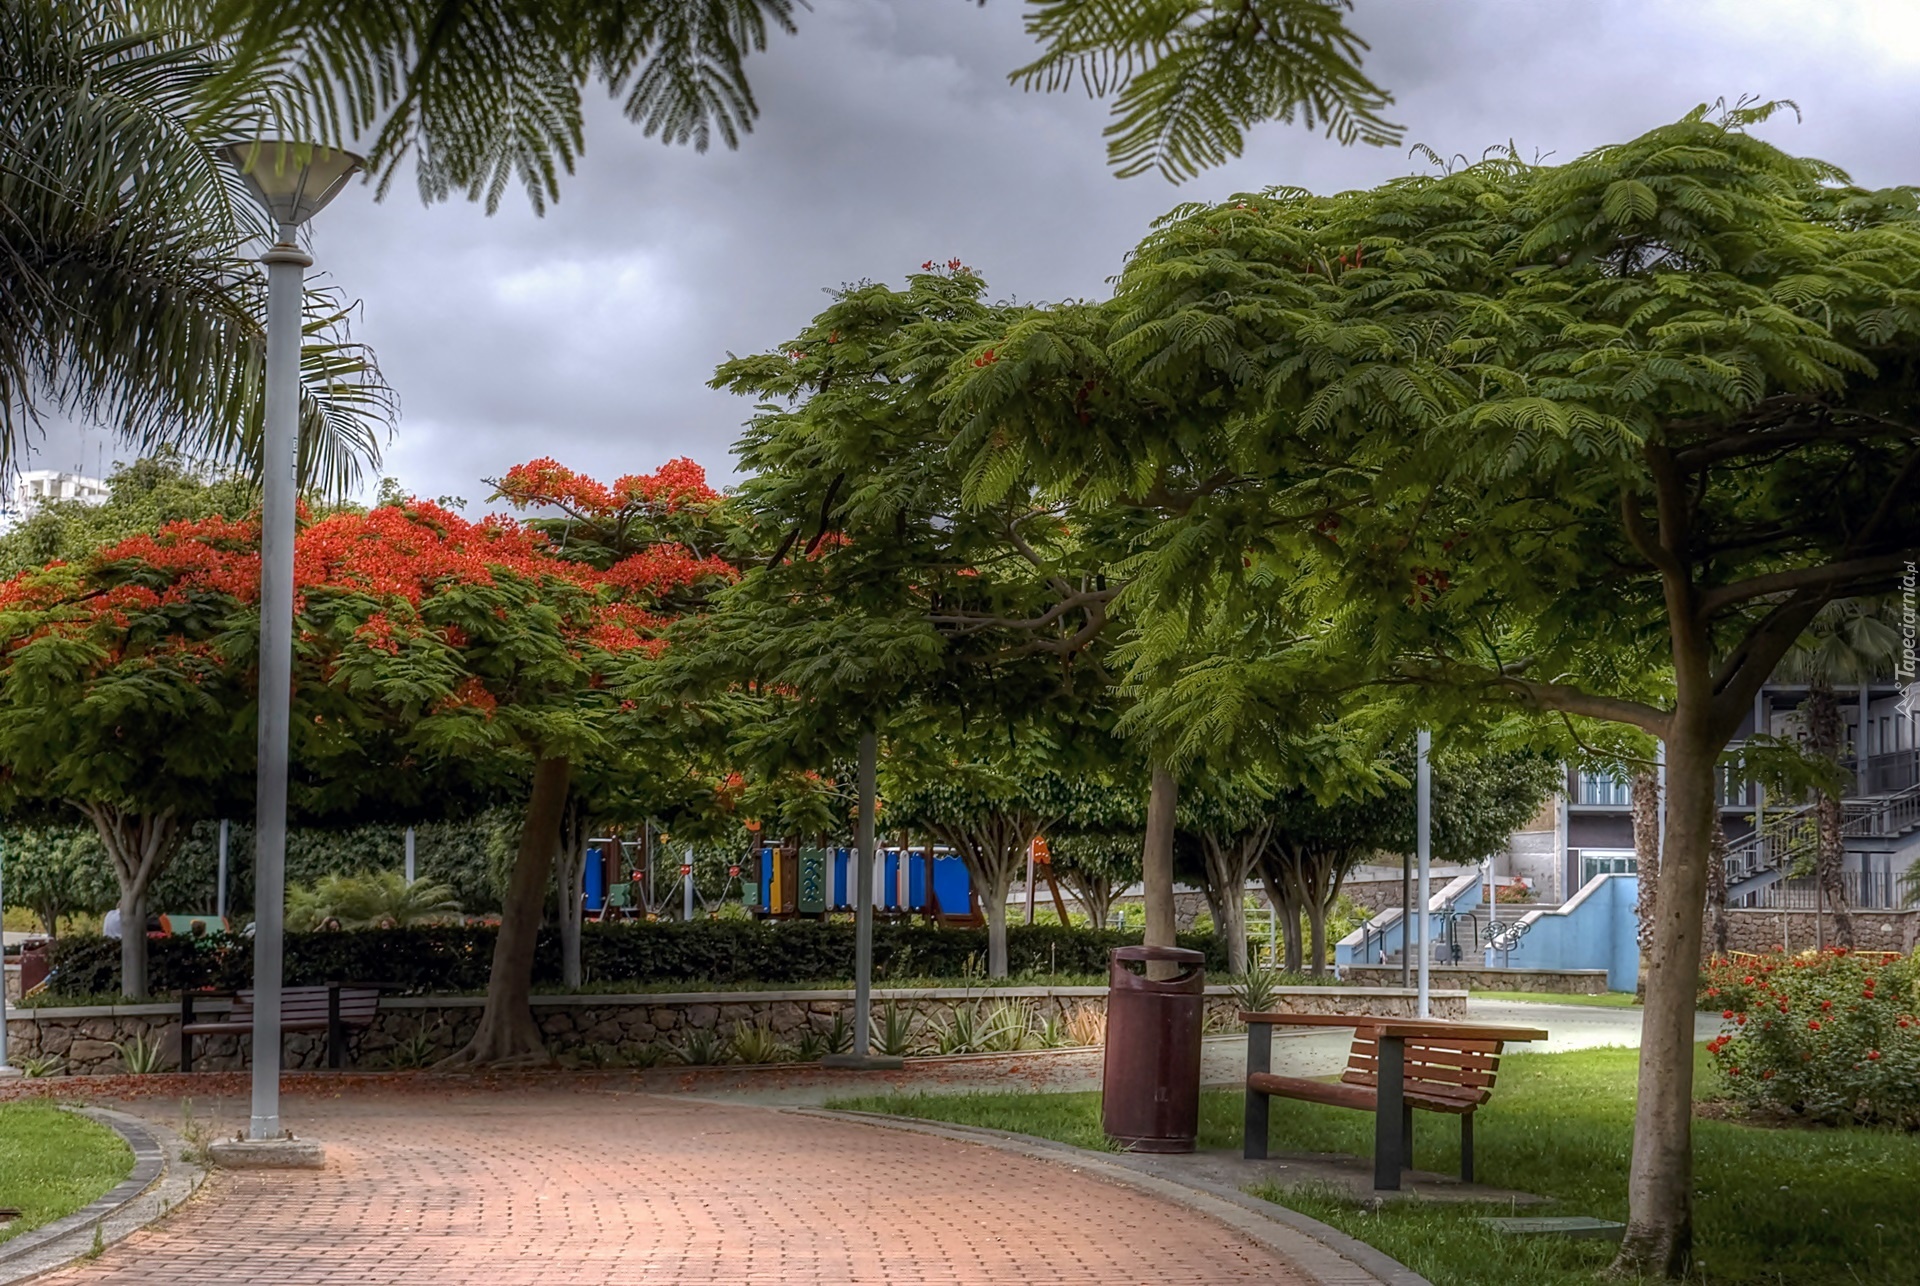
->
(180, 983), (381, 1072)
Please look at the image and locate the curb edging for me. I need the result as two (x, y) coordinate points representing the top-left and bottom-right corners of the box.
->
(799, 1108), (1432, 1286)
(0, 1107), (207, 1285)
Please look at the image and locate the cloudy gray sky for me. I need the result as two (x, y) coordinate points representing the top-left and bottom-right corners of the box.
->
(48, 0), (1920, 506)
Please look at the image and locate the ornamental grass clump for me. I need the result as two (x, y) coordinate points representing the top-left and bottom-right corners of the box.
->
(1704, 948), (1920, 1127)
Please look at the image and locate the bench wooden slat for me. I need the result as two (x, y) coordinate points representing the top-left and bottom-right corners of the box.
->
(1343, 1071), (1490, 1107)
(1247, 1073), (1379, 1111)
(1238, 1011), (1549, 1044)
(1346, 1062), (1498, 1090)
(1351, 1040), (1502, 1073)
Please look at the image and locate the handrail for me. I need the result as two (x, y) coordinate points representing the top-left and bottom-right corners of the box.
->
(1724, 778), (1920, 885)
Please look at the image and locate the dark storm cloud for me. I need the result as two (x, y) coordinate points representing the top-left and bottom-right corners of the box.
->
(45, 0), (1920, 502)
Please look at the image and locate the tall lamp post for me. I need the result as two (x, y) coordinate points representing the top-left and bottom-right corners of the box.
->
(223, 141), (361, 1146)
(1, 838), (15, 1078)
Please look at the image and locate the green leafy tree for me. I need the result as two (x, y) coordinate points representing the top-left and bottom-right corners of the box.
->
(885, 714), (1131, 977)
(949, 103), (1920, 1274)
(1173, 772), (1275, 974)
(1, 3), (392, 491)
(0, 823), (117, 936)
(1045, 828), (1139, 929)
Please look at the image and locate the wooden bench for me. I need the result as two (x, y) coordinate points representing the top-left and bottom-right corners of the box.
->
(180, 984), (381, 1072)
(1241, 1011), (1547, 1190)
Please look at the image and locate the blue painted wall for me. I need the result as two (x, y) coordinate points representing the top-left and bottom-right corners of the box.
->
(1497, 874), (1641, 992)
(1334, 873), (1484, 967)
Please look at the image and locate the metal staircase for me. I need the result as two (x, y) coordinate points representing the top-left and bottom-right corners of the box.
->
(1724, 777), (1920, 891)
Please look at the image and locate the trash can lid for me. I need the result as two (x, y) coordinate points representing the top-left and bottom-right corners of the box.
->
(1111, 944), (1205, 964)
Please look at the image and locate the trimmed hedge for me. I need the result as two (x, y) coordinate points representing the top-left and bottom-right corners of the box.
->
(41, 920), (1230, 998)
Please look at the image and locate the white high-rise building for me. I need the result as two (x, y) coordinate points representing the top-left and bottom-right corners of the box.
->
(1, 470), (110, 528)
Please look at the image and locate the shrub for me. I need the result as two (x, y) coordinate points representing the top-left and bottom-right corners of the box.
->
(1703, 948), (1920, 1127)
(41, 919), (1231, 998)
(285, 871), (461, 930)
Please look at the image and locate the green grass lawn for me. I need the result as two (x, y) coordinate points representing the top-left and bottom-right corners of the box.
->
(0, 1103), (133, 1244)
(833, 1047), (1920, 1285)
(1470, 990), (1642, 1008)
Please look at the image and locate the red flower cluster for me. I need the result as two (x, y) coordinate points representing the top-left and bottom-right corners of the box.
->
(495, 457), (719, 521)
(604, 547), (734, 596)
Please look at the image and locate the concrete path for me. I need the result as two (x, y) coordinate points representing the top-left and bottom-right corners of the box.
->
(1464, 998), (1722, 1052)
(36, 1081), (1335, 1286)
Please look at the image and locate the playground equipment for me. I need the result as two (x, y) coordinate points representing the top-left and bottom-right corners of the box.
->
(756, 846), (981, 924)
(580, 828), (747, 923)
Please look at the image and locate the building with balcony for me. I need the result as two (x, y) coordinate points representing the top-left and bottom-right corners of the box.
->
(1502, 681), (1920, 911)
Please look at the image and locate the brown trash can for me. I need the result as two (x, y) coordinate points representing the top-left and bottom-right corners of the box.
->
(1101, 943), (1205, 1153)
(17, 938), (50, 995)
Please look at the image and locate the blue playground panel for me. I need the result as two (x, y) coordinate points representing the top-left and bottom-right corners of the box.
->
(584, 845), (606, 912)
(756, 847), (971, 913)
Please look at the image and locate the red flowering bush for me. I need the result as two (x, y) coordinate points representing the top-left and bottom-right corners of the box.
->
(1703, 948), (1920, 1127)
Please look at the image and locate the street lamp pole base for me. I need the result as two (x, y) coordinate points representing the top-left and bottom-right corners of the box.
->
(208, 1135), (326, 1169)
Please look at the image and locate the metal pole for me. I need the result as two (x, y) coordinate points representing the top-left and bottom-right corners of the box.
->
(853, 729), (877, 1057)
(216, 819), (229, 921)
(248, 222), (308, 1141)
(1485, 857), (1497, 968)
(683, 845), (695, 921)
(404, 827), (416, 885)
(1024, 840), (1037, 925)
(1655, 740), (1667, 873)
(1, 839), (13, 1075)
(1416, 729), (1432, 1020)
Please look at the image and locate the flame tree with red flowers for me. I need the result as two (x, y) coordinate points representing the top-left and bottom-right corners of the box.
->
(0, 488), (730, 1014)
(462, 457), (739, 1057)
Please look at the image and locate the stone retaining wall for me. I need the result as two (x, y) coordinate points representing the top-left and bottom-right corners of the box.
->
(1341, 965), (1613, 994)
(1721, 908), (1918, 957)
(5, 985), (1465, 1076)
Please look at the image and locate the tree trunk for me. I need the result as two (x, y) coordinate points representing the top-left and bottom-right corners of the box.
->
(1306, 898), (1329, 977)
(1631, 767), (1662, 950)
(1059, 868), (1115, 930)
(77, 804), (181, 1001)
(117, 884), (148, 1002)
(1198, 830), (1266, 975)
(1613, 721), (1715, 1278)
(937, 815), (1034, 979)
(1258, 867), (1303, 974)
(556, 795), (587, 991)
(1706, 820), (1730, 959)
(439, 757), (571, 1069)
(981, 891), (1010, 978)
(1806, 679), (1854, 948)
(1142, 762), (1179, 978)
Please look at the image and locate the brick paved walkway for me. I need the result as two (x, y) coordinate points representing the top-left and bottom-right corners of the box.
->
(39, 1085), (1323, 1285)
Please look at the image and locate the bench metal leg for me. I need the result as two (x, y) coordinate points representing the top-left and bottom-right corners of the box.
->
(1460, 1112), (1474, 1183)
(1243, 1021), (1272, 1160)
(1373, 1035), (1405, 1191)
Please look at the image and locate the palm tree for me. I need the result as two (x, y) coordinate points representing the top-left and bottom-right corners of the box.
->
(2, 1), (390, 495)
(1775, 600), (1899, 948)
(194, 0), (1399, 204)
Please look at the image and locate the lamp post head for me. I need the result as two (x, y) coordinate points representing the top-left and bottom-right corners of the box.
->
(222, 141), (364, 240)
